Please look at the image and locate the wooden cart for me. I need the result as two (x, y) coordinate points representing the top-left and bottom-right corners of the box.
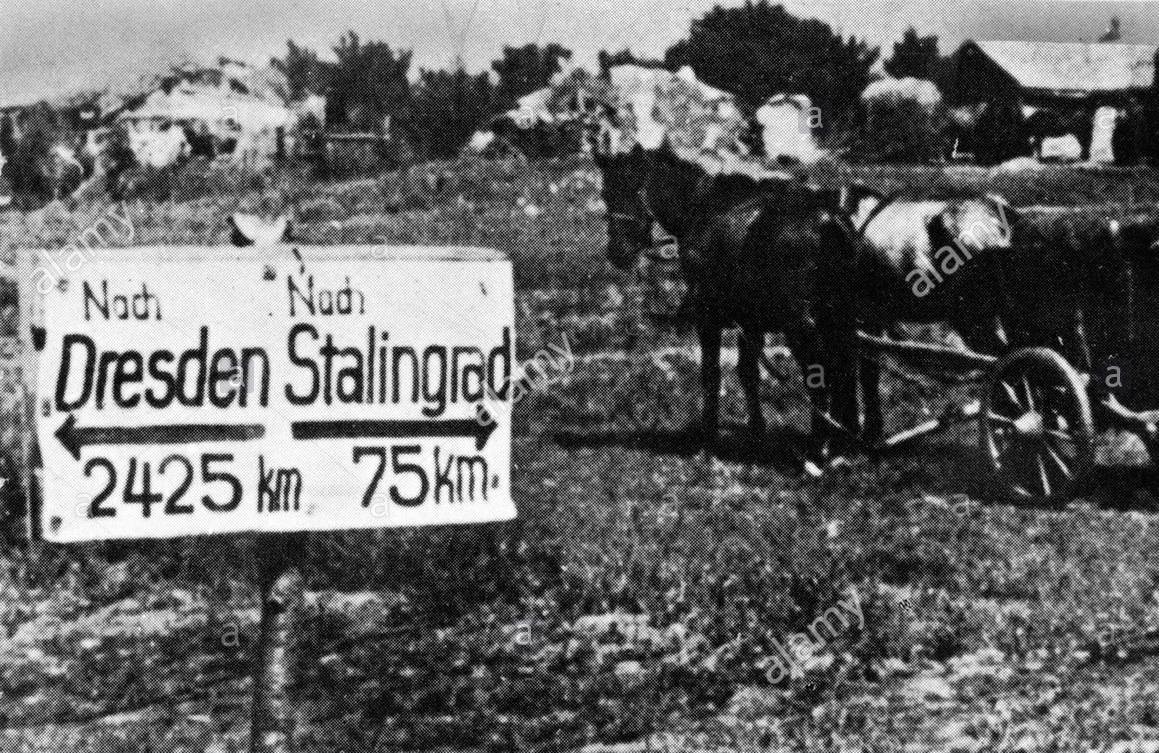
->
(856, 332), (1159, 500)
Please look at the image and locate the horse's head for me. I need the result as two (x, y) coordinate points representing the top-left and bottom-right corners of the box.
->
(927, 194), (1020, 255)
(594, 131), (655, 270)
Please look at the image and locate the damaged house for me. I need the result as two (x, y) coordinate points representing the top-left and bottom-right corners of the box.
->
(484, 69), (610, 157)
(116, 59), (305, 169)
(606, 64), (748, 155)
(0, 58), (314, 199)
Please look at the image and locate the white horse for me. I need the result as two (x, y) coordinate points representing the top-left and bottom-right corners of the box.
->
(840, 182), (1019, 441)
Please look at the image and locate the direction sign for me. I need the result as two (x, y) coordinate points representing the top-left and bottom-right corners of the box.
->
(33, 246), (516, 542)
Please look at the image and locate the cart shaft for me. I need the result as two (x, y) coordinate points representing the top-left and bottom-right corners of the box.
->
(857, 332), (998, 369)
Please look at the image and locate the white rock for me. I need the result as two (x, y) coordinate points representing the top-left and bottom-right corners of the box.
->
(904, 675), (954, 701)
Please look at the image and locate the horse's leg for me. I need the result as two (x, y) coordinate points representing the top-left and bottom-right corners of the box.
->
(860, 330), (884, 444)
(738, 326), (766, 440)
(824, 328), (861, 448)
(785, 326), (829, 439)
(697, 325), (722, 443)
(787, 317), (860, 454)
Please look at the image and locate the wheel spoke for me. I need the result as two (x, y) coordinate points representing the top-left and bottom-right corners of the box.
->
(1045, 431), (1078, 460)
(987, 411), (1017, 427)
(1036, 453), (1052, 496)
(1021, 376), (1036, 412)
(986, 349), (1093, 500)
(1001, 381), (1023, 410)
(1044, 441), (1073, 479)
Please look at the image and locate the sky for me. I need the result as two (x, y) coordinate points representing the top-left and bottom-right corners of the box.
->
(2, 0), (1158, 104)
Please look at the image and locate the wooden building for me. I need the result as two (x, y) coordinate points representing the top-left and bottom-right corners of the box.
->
(946, 40), (1157, 108)
(944, 40), (1159, 163)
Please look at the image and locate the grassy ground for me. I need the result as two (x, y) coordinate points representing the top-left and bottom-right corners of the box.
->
(1, 158), (1159, 751)
(797, 161), (1159, 207)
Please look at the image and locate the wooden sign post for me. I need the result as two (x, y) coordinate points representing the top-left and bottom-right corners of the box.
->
(251, 533), (305, 753)
(22, 244), (517, 750)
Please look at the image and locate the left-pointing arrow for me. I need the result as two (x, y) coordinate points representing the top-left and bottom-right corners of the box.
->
(54, 414), (266, 460)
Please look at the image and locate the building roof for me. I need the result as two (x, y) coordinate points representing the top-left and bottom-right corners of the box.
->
(120, 82), (291, 130)
(970, 40), (1156, 93)
(1, 58), (294, 123)
(117, 60), (294, 135)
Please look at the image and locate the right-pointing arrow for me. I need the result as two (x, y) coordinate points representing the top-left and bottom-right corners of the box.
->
(291, 418), (497, 450)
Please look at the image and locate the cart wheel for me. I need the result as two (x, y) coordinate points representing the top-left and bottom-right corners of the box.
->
(981, 347), (1094, 500)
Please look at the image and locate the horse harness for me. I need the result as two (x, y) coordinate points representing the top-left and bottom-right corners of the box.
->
(606, 187), (679, 262)
(611, 177), (918, 290)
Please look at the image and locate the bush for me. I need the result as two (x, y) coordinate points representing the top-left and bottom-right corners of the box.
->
(849, 98), (947, 164)
(323, 136), (413, 180)
(2, 104), (82, 208)
(115, 158), (271, 203)
(409, 68), (496, 159)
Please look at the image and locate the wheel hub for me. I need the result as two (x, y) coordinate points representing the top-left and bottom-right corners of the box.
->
(1013, 411), (1045, 438)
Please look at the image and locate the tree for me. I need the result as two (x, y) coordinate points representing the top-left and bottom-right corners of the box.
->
(851, 98), (946, 163)
(271, 40), (332, 100)
(410, 66), (496, 158)
(5, 104), (67, 205)
(102, 123), (138, 193)
(0, 114), (15, 158)
(663, 1), (878, 134)
(491, 43), (572, 112)
(884, 27), (942, 80)
(328, 31), (413, 132)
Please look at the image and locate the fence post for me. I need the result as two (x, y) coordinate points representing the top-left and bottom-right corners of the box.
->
(251, 533), (306, 753)
(15, 247), (42, 544)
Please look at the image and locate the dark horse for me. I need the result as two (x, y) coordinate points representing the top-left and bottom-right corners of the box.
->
(595, 138), (860, 448)
(996, 207), (1159, 409)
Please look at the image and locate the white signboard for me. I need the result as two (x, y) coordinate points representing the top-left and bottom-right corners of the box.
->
(34, 246), (515, 542)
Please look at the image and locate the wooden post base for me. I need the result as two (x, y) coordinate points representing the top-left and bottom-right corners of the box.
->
(251, 534), (306, 753)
